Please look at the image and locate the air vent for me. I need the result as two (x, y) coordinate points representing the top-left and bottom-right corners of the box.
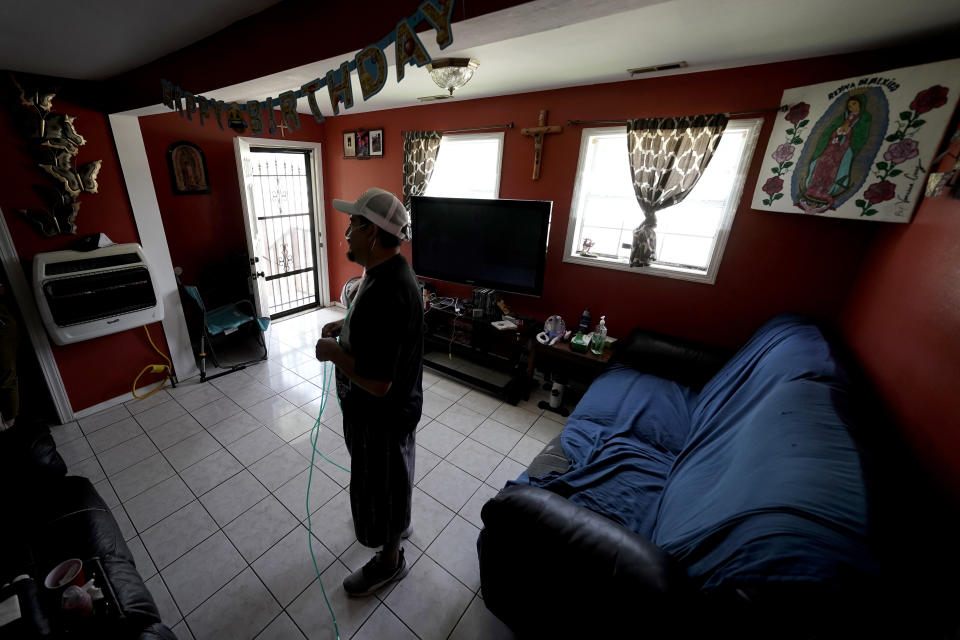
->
(417, 95), (455, 102)
(627, 61), (688, 76)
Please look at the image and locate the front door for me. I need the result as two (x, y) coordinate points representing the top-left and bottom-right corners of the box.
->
(235, 140), (327, 319)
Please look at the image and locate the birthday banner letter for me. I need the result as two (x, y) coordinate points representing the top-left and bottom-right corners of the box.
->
(160, 0), (457, 136)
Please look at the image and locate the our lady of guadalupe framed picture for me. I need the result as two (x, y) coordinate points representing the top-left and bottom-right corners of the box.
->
(752, 58), (960, 222)
(167, 141), (210, 195)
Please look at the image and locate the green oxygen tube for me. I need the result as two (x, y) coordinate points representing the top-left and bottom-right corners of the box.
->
(306, 360), (349, 640)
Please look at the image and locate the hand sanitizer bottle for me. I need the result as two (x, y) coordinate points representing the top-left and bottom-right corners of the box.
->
(590, 316), (607, 355)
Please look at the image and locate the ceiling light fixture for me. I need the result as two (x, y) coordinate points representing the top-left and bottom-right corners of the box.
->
(426, 58), (479, 96)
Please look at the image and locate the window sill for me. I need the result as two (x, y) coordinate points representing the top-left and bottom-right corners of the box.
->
(562, 253), (717, 284)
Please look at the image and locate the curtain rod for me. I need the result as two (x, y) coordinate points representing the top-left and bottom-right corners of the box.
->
(403, 123), (514, 134)
(442, 122), (514, 133)
(566, 106), (787, 126)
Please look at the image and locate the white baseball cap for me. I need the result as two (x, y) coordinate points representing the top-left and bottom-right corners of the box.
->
(333, 188), (411, 241)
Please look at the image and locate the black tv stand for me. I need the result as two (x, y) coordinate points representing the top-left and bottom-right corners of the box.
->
(422, 304), (536, 405)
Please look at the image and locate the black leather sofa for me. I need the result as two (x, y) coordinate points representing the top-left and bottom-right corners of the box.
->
(0, 417), (175, 639)
(478, 328), (729, 638)
(478, 323), (960, 639)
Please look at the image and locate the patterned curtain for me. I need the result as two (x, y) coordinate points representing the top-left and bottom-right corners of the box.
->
(401, 131), (443, 209)
(626, 114), (728, 266)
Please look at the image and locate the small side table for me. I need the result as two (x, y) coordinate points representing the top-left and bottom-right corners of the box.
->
(53, 558), (123, 638)
(530, 339), (613, 416)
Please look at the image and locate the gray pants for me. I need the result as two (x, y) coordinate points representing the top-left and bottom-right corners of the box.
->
(342, 413), (415, 548)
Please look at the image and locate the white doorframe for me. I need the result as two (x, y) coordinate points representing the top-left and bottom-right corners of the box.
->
(233, 138), (330, 314)
(0, 207), (74, 424)
(109, 114), (198, 381)
(234, 137), (270, 319)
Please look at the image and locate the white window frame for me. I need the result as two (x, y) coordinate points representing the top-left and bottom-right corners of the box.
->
(424, 131), (505, 199)
(563, 119), (763, 285)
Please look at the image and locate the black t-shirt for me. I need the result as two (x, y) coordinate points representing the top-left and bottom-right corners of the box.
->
(336, 254), (423, 428)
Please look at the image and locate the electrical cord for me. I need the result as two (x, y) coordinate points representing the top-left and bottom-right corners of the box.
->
(422, 294), (463, 358)
(425, 294), (457, 313)
(448, 303), (462, 359)
(132, 325), (174, 399)
(448, 322), (458, 359)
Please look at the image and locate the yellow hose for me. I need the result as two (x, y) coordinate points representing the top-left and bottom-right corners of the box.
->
(132, 325), (173, 399)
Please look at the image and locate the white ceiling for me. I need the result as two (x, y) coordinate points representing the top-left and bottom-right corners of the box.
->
(164, 0), (960, 118)
(3, 0), (960, 117)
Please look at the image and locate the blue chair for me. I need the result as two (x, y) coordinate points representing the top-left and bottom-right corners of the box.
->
(178, 278), (270, 382)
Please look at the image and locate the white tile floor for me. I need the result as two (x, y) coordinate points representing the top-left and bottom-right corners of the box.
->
(52, 307), (569, 640)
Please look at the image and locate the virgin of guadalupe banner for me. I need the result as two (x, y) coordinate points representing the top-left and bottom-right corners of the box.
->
(751, 58), (960, 222)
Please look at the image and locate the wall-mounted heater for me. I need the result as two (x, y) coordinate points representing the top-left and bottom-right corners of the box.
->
(33, 243), (164, 345)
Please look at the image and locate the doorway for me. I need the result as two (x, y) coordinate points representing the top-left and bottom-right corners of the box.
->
(235, 139), (329, 320)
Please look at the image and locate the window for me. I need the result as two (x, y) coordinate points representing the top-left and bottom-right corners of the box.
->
(564, 118), (762, 284)
(423, 132), (504, 199)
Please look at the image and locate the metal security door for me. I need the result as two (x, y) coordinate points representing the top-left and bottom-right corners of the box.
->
(247, 148), (320, 318)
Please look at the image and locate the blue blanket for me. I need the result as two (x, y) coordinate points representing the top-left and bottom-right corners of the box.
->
(516, 367), (696, 539)
(652, 315), (876, 586)
(514, 314), (877, 588)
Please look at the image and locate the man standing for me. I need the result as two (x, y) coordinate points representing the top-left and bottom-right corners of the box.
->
(314, 188), (423, 596)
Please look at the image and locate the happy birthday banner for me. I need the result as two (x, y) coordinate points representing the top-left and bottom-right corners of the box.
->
(160, 0), (455, 136)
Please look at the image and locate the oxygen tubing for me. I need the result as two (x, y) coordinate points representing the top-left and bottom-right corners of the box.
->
(306, 360), (349, 640)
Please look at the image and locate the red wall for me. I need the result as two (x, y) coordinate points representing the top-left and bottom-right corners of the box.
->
(322, 54), (917, 347)
(0, 0), (526, 414)
(840, 133), (960, 495)
(0, 84), (170, 412)
(138, 111), (326, 285)
(324, 49), (960, 498)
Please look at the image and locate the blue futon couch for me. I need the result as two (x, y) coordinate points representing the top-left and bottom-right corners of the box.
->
(478, 315), (894, 638)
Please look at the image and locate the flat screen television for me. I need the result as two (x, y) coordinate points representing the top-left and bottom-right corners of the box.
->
(410, 196), (551, 296)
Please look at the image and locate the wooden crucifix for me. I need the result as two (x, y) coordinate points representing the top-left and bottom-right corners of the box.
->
(521, 109), (562, 180)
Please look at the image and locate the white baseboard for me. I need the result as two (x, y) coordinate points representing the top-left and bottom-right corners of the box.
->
(75, 302), (349, 420)
(72, 382), (177, 420)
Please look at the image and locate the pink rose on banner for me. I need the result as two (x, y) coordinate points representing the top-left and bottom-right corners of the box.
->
(863, 180), (896, 204)
(910, 85), (949, 114)
(883, 139), (919, 165)
(772, 144), (795, 164)
(762, 176), (784, 197)
(763, 103), (812, 204)
(785, 102), (810, 125)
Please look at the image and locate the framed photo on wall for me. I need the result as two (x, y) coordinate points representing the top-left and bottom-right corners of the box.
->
(343, 131), (356, 158)
(343, 128), (384, 159)
(369, 128), (384, 156)
(167, 141), (210, 195)
(356, 130), (370, 158)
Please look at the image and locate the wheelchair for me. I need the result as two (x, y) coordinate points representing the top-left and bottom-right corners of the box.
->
(176, 264), (270, 382)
